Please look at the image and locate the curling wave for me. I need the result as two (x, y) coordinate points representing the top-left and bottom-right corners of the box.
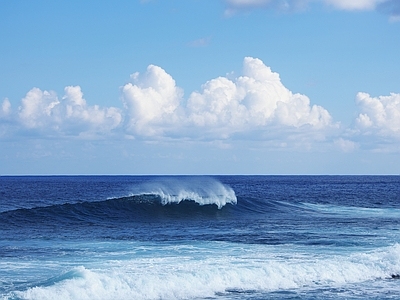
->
(120, 177), (237, 209)
(0, 178), (238, 232)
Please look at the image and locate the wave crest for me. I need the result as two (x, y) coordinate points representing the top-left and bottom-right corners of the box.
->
(129, 177), (237, 209)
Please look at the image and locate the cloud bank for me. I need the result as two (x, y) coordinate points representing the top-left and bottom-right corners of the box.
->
(1, 57), (399, 151)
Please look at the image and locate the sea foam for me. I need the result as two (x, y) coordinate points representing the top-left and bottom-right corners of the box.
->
(129, 177), (237, 209)
(12, 243), (400, 300)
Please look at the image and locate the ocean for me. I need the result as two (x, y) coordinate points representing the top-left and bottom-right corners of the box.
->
(0, 175), (399, 299)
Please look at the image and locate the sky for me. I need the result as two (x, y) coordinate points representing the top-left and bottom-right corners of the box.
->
(0, 0), (399, 175)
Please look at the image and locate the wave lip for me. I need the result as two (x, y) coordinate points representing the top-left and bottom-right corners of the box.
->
(128, 177), (237, 209)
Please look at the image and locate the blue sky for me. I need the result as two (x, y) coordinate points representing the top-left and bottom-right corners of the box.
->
(1, 0), (399, 175)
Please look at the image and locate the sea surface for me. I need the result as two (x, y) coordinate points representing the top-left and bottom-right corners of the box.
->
(0, 175), (400, 299)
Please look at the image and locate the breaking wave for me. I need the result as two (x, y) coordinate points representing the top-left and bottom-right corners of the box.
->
(119, 176), (237, 209)
(0, 177), (238, 229)
(8, 243), (400, 300)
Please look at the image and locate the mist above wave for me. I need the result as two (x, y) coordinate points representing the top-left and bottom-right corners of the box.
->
(127, 177), (237, 209)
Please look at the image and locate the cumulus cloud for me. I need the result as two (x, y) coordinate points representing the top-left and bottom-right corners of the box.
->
(187, 57), (333, 134)
(122, 64), (184, 137)
(122, 57), (334, 141)
(18, 86), (122, 137)
(354, 92), (400, 138)
(3, 57), (399, 153)
(3, 57), (334, 144)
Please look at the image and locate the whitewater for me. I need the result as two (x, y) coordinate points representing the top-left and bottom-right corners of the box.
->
(1, 175), (399, 299)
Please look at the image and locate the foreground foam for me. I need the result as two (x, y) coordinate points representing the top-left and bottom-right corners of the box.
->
(12, 243), (400, 300)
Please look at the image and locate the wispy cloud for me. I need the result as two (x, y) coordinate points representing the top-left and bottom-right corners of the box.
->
(223, 0), (307, 15)
(377, 0), (400, 21)
(334, 138), (359, 152)
(323, 0), (384, 11)
(223, 0), (400, 20)
(224, 0), (384, 10)
(188, 37), (212, 48)
(1, 98), (11, 118)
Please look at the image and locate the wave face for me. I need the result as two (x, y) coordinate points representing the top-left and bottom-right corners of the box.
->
(0, 177), (242, 242)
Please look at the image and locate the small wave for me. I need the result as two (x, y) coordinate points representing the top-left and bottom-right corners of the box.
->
(300, 202), (400, 218)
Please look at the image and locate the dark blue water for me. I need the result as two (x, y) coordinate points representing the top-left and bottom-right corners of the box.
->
(1, 176), (400, 299)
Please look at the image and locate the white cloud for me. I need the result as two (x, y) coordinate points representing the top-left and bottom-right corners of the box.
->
(123, 57), (334, 141)
(322, 0), (384, 10)
(223, 0), (305, 14)
(62, 86), (123, 134)
(5, 57), (335, 144)
(18, 86), (122, 137)
(122, 64), (184, 137)
(334, 138), (359, 152)
(1, 98), (11, 118)
(188, 37), (212, 48)
(187, 57), (333, 134)
(18, 88), (59, 129)
(354, 92), (400, 138)
(3, 58), (399, 153)
(0, 98), (13, 138)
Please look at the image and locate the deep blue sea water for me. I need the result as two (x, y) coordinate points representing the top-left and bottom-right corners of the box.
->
(0, 175), (400, 299)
